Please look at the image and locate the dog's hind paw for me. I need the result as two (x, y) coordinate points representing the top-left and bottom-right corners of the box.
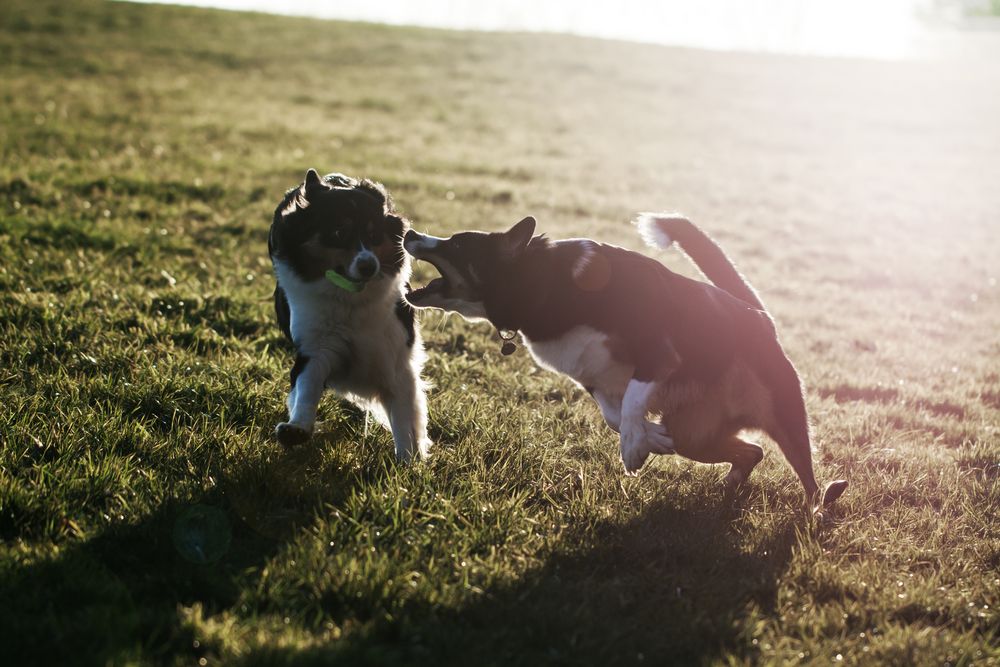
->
(275, 422), (311, 448)
(821, 479), (848, 506)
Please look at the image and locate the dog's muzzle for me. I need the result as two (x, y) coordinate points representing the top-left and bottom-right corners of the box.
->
(347, 249), (381, 282)
(403, 230), (443, 259)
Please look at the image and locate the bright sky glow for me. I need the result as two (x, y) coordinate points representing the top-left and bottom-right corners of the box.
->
(129, 0), (935, 60)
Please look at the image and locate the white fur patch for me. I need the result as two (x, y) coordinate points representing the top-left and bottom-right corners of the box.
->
(523, 327), (674, 472)
(619, 379), (674, 473)
(570, 240), (598, 280)
(621, 379), (658, 422)
(403, 233), (443, 254)
(635, 212), (687, 250)
(525, 326), (632, 393)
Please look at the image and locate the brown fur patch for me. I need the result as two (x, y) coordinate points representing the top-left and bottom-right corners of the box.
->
(658, 361), (772, 453)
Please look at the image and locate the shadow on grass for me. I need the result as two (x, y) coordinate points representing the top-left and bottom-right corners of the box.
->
(4, 440), (801, 666)
(1, 437), (361, 667)
(240, 489), (801, 667)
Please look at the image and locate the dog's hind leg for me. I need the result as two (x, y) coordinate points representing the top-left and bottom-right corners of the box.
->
(770, 426), (848, 511)
(672, 435), (764, 487)
(757, 351), (847, 509)
(769, 428), (818, 500)
(720, 438), (765, 486)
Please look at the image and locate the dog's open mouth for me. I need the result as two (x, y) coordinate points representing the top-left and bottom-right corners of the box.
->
(408, 277), (446, 301)
(407, 261), (449, 304)
(404, 231), (456, 306)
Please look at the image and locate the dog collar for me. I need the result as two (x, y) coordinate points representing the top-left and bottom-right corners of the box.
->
(325, 269), (365, 293)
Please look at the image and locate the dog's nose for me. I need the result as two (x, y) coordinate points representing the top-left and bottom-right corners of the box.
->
(356, 256), (378, 279)
(404, 230), (420, 245)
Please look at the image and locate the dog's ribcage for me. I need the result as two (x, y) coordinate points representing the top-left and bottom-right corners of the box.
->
(525, 325), (633, 399)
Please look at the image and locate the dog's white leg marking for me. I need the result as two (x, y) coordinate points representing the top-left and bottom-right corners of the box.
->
(286, 382), (299, 416)
(385, 369), (431, 463)
(590, 389), (622, 433)
(619, 379), (674, 474)
(276, 356), (334, 446)
(285, 357), (333, 431)
(412, 382), (432, 459)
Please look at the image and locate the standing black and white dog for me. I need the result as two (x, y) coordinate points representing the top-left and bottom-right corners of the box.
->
(268, 169), (430, 461)
(403, 215), (846, 510)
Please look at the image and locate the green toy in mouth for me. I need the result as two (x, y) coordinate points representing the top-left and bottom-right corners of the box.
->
(325, 269), (365, 293)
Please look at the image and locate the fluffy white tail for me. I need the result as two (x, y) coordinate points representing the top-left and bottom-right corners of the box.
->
(635, 212), (688, 250)
(633, 212), (765, 310)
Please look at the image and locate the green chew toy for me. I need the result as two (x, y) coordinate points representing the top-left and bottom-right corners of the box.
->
(325, 269), (365, 293)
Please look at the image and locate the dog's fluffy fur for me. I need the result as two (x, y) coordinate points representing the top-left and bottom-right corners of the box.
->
(268, 169), (430, 461)
(403, 215), (846, 509)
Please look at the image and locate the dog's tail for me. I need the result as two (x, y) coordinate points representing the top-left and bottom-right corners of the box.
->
(635, 213), (765, 311)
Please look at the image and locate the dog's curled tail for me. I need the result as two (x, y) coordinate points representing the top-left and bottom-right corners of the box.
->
(635, 213), (766, 311)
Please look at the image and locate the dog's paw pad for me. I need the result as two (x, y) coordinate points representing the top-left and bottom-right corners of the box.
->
(275, 422), (311, 447)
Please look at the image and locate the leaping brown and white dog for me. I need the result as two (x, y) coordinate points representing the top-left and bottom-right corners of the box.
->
(403, 214), (846, 510)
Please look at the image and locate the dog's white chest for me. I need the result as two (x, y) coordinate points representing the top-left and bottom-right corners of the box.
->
(524, 326), (632, 391)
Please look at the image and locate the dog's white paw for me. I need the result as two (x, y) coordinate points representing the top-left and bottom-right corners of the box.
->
(620, 420), (674, 474)
(621, 432), (649, 475)
(418, 438), (433, 460)
(394, 437), (433, 464)
(275, 421), (312, 447)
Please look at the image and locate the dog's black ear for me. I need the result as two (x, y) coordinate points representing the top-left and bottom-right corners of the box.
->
(503, 216), (536, 256)
(303, 168), (325, 198)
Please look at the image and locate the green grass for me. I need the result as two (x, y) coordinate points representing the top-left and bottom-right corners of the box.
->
(1, 1), (999, 664)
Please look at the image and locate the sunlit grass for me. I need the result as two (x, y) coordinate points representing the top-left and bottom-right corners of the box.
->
(1, 1), (998, 664)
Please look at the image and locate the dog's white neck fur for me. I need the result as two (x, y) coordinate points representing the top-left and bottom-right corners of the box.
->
(523, 325), (632, 392)
(273, 258), (408, 343)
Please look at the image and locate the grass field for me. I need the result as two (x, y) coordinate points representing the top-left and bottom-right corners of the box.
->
(2, 1), (999, 664)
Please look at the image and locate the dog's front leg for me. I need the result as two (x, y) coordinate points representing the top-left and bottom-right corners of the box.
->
(384, 370), (431, 463)
(276, 353), (334, 447)
(589, 388), (622, 433)
(619, 379), (674, 474)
